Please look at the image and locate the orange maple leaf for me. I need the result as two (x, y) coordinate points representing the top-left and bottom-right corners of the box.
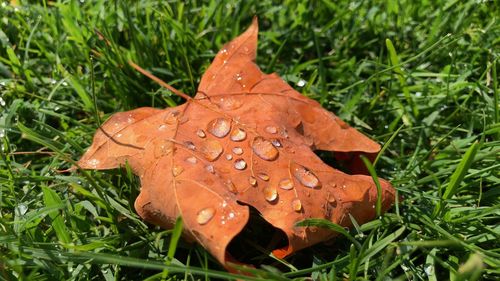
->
(78, 18), (395, 268)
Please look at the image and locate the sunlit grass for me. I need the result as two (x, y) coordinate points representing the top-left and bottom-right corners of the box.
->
(1, 0), (499, 280)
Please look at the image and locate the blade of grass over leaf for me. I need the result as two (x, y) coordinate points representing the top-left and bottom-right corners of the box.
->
(361, 156), (383, 217)
(296, 219), (361, 250)
(162, 217), (184, 279)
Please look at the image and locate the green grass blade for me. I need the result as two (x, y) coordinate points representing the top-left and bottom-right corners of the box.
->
(360, 155), (383, 217)
(296, 219), (361, 250)
(42, 186), (71, 244)
(433, 140), (481, 217)
(162, 216), (183, 279)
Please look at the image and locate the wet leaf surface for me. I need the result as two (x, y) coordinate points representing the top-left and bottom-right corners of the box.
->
(78, 18), (395, 268)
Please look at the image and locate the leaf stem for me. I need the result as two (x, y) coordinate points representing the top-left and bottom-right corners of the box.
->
(128, 61), (192, 101)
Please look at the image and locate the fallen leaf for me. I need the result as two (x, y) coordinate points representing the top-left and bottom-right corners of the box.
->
(78, 18), (395, 268)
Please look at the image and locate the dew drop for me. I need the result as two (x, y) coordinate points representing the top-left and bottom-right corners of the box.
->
(292, 198), (302, 212)
(172, 165), (184, 176)
(218, 97), (242, 111)
(257, 173), (270, 181)
(232, 147), (243, 155)
(225, 180), (237, 193)
(252, 137), (279, 161)
(264, 186), (278, 202)
(205, 165), (215, 174)
(225, 154), (233, 160)
(184, 141), (196, 150)
(186, 156), (197, 164)
(234, 159), (247, 170)
(200, 139), (223, 161)
(235, 73), (243, 81)
(292, 164), (320, 188)
(278, 178), (294, 190)
(196, 129), (206, 138)
(230, 128), (246, 141)
(271, 139), (282, 147)
(265, 125), (278, 134)
(297, 79), (306, 87)
(280, 129), (289, 138)
(158, 124), (167, 131)
(164, 111), (180, 125)
(197, 207), (215, 225)
(207, 118), (231, 138)
(249, 176), (257, 186)
(87, 158), (100, 168)
(154, 140), (174, 158)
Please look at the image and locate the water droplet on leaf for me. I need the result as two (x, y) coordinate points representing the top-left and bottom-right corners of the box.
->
(207, 118), (231, 138)
(271, 139), (282, 147)
(249, 176), (257, 186)
(265, 125), (278, 134)
(184, 141), (196, 150)
(230, 128), (246, 141)
(292, 198), (302, 212)
(252, 137), (279, 161)
(197, 207), (215, 225)
(164, 111), (180, 125)
(186, 156), (197, 164)
(172, 165), (184, 176)
(225, 154), (233, 160)
(278, 178), (294, 190)
(200, 139), (223, 161)
(264, 186), (278, 202)
(218, 97), (242, 110)
(257, 173), (270, 181)
(205, 165), (215, 174)
(234, 159), (246, 170)
(88, 158), (100, 168)
(197, 129), (206, 138)
(232, 147), (243, 155)
(292, 163), (320, 188)
(225, 180), (237, 193)
(154, 140), (174, 158)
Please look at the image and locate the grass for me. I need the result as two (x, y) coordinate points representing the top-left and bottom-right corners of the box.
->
(1, 0), (499, 280)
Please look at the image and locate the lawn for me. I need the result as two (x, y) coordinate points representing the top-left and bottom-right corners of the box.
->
(1, 0), (499, 280)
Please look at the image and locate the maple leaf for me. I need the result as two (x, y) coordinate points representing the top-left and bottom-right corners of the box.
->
(78, 18), (395, 267)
